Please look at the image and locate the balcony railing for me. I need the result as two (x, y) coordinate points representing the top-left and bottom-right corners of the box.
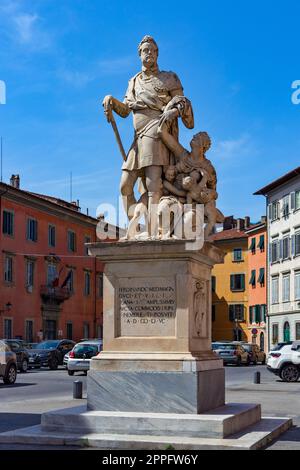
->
(40, 285), (71, 303)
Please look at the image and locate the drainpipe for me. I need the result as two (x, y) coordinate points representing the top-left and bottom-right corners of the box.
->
(0, 187), (9, 339)
(94, 255), (97, 338)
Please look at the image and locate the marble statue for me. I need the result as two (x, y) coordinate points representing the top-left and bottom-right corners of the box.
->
(103, 36), (223, 240)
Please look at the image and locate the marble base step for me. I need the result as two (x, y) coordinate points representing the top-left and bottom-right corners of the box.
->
(41, 403), (261, 439)
(0, 417), (292, 450)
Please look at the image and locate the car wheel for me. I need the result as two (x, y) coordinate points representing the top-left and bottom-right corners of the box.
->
(280, 364), (300, 382)
(68, 370), (74, 376)
(49, 358), (58, 370)
(3, 364), (17, 385)
(20, 359), (28, 373)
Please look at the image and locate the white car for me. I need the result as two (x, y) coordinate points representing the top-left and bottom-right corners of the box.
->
(267, 341), (300, 382)
(67, 340), (103, 376)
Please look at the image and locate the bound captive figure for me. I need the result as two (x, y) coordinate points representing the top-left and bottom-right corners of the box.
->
(102, 35), (194, 236)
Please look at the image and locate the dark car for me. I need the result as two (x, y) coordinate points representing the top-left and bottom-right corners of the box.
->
(28, 340), (75, 370)
(0, 340), (17, 384)
(3, 340), (30, 373)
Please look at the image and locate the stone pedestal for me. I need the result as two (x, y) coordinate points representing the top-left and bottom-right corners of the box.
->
(88, 239), (225, 414)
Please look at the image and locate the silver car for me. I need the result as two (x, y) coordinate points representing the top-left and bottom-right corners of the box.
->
(67, 340), (103, 376)
(0, 340), (18, 384)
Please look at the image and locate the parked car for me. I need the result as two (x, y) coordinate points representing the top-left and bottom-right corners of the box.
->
(267, 341), (300, 382)
(27, 340), (75, 370)
(67, 340), (103, 376)
(240, 343), (266, 365)
(3, 339), (31, 373)
(212, 342), (251, 366)
(0, 340), (17, 384)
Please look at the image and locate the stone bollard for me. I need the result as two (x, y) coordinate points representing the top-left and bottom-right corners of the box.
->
(254, 372), (261, 384)
(73, 380), (83, 399)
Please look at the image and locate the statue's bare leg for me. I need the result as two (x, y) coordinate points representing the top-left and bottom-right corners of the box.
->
(145, 165), (163, 238)
(120, 170), (139, 220)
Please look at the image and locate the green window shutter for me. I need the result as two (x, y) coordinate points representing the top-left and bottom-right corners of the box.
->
(258, 268), (265, 285)
(249, 306), (253, 324)
(230, 275), (235, 291)
(241, 274), (245, 290)
(258, 235), (265, 250)
(255, 305), (261, 323)
(249, 270), (256, 286)
(249, 238), (256, 252)
(229, 305), (235, 322)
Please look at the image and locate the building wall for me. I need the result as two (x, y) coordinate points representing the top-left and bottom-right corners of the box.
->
(212, 238), (251, 342)
(267, 176), (300, 348)
(0, 188), (104, 342)
(247, 225), (267, 351)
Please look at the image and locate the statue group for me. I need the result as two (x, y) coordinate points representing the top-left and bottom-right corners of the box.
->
(103, 36), (224, 240)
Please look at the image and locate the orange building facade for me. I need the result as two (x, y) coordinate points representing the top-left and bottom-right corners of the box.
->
(0, 178), (115, 342)
(245, 221), (267, 351)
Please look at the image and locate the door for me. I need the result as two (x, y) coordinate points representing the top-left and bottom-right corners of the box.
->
(260, 332), (265, 352)
(283, 322), (290, 342)
(44, 320), (57, 340)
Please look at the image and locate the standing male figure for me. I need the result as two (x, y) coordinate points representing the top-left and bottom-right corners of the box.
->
(103, 35), (194, 235)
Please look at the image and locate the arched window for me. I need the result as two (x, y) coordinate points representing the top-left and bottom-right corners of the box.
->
(260, 332), (265, 351)
(283, 322), (290, 342)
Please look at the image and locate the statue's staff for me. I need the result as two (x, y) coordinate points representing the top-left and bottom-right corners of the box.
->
(103, 101), (127, 162)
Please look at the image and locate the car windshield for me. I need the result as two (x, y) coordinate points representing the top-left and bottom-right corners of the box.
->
(33, 341), (60, 350)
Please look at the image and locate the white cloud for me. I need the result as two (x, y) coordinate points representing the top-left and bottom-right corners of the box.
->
(14, 13), (38, 43)
(213, 134), (254, 160)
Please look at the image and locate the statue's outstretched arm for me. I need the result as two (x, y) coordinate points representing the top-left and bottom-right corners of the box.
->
(157, 119), (186, 160)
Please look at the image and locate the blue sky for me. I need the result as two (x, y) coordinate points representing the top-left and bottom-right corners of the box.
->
(0, 0), (300, 225)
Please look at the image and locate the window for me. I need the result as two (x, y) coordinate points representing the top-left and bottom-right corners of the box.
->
(47, 264), (57, 287)
(271, 240), (280, 263)
(66, 322), (73, 340)
(67, 230), (76, 252)
(295, 272), (300, 300)
(258, 234), (265, 251)
(295, 233), (300, 256)
(230, 274), (245, 291)
(96, 324), (103, 339)
(269, 201), (279, 221)
(233, 248), (243, 262)
(282, 274), (290, 302)
(84, 236), (91, 256)
(26, 261), (34, 290)
(255, 305), (261, 323)
(27, 218), (38, 242)
(83, 322), (90, 339)
(249, 238), (256, 254)
(68, 270), (74, 293)
(4, 319), (12, 339)
(4, 256), (13, 283)
(257, 268), (265, 286)
(97, 273), (103, 298)
(3, 210), (14, 236)
(229, 304), (245, 322)
(212, 305), (216, 322)
(282, 237), (290, 260)
(48, 225), (56, 247)
(25, 320), (33, 343)
(84, 272), (91, 296)
(296, 323), (300, 341)
(249, 306), (254, 324)
(233, 329), (243, 341)
(271, 277), (279, 304)
(272, 324), (279, 344)
(282, 195), (290, 217)
(249, 270), (256, 287)
(295, 191), (300, 211)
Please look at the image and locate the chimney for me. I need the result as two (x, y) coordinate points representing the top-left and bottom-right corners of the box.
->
(223, 216), (234, 230)
(10, 174), (20, 189)
(236, 218), (245, 231)
(261, 215), (267, 224)
(244, 216), (250, 229)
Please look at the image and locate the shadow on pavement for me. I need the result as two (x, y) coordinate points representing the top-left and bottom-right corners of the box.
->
(0, 412), (41, 433)
(0, 383), (36, 389)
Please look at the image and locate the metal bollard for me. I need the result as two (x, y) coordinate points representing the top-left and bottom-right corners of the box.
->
(254, 371), (261, 384)
(73, 380), (83, 399)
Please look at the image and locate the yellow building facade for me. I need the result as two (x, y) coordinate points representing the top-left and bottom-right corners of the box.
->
(210, 220), (252, 343)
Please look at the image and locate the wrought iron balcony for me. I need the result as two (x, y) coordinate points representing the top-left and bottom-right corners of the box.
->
(40, 285), (71, 304)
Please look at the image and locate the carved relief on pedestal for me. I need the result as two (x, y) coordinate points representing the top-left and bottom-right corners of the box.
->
(192, 279), (209, 339)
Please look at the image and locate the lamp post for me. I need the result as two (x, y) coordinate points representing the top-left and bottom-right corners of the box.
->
(0, 302), (12, 315)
